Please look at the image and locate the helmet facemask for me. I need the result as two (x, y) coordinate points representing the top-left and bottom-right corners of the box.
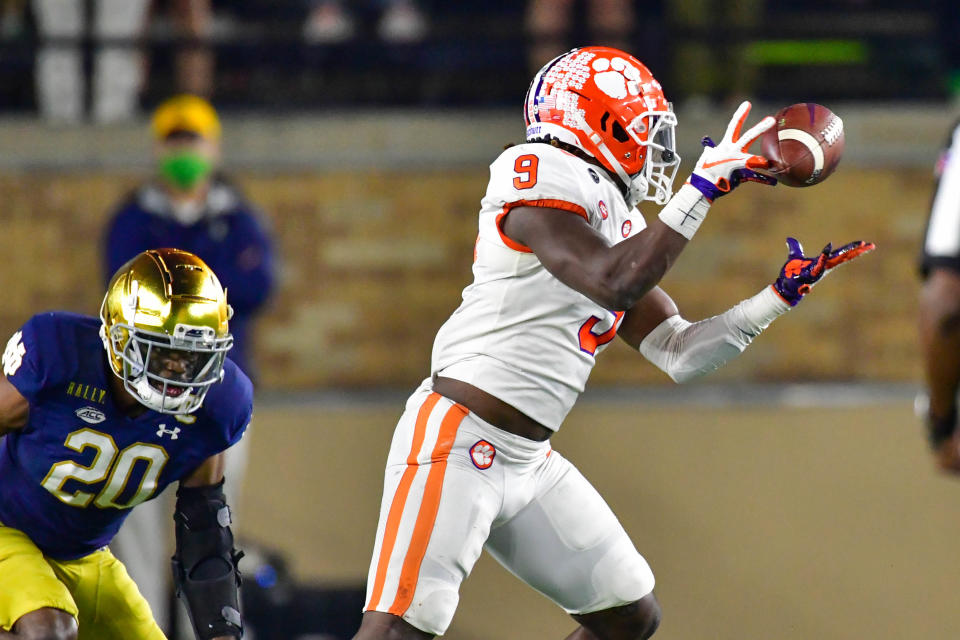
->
(105, 321), (233, 415)
(625, 108), (681, 206)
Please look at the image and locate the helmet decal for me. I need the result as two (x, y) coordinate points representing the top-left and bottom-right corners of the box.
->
(591, 57), (641, 100)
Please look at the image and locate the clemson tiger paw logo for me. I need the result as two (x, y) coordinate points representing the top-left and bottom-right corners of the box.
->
(598, 200), (609, 220)
(592, 57), (642, 100)
(469, 440), (496, 470)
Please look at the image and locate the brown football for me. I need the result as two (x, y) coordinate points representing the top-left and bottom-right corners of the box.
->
(760, 103), (845, 187)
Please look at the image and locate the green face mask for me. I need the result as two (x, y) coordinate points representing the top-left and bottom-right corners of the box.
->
(159, 151), (213, 191)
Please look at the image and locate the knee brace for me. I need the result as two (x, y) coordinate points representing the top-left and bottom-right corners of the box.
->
(171, 480), (244, 639)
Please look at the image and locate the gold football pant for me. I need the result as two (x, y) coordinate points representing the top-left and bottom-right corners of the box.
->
(0, 522), (165, 639)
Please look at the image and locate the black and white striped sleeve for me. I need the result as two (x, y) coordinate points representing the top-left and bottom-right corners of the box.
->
(922, 120), (960, 278)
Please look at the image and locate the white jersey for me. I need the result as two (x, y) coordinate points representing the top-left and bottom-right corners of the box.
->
(431, 143), (646, 431)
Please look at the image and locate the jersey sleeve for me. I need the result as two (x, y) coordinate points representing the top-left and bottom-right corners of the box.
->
(485, 145), (594, 230)
(922, 121), (960, 277)
(2, 313), (68, 403)
(214, 359), (253, 449)
(227, 397), (252, 449)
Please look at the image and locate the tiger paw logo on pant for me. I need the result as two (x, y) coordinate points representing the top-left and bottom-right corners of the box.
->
(469, 440), (495, 469)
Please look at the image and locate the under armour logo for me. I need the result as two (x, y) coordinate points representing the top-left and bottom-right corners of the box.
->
(156, 424), (181, 439)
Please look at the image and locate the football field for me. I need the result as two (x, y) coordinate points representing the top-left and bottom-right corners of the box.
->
(238, 384), (958, 640)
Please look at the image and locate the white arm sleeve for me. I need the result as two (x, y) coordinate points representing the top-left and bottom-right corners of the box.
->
(638, 285), (791, 383)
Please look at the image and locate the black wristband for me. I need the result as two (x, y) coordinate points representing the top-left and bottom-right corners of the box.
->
(927, 405), (958, 449)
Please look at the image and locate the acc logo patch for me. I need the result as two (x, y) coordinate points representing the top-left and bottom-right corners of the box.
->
(621, 220), (632, 237)
(469, 440), (496, 470)
(75, 406), (106, 424)
(598, 200), (609, 220)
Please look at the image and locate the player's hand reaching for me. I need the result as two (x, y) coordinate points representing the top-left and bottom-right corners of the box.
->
(689, 100), (776, 201)
(772, 237), (876, 306)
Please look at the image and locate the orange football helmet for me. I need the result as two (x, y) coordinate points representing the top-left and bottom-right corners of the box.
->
(524, 46), (680, 206)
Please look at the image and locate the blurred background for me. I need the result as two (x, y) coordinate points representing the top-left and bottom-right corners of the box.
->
(2, 0), (960, 638)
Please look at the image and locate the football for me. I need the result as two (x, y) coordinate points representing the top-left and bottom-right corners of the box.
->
(759, 103), (845, 187)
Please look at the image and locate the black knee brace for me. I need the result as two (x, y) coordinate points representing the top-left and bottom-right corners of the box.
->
(171, 480), (244, 639)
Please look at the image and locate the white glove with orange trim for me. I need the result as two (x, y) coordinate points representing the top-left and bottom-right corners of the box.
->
(688, 101), (776, 202)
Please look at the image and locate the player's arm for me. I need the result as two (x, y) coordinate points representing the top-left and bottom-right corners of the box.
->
(173, 452), (244, 640)
(503, 205), (688, 309)
(617, 284), (788, 382)
(504, 102), (777, 310)
(181, 451), (227, 488)
(0, 375), (29, 436)
(618, 238), (875, 383)
(919, 267), (960, 473)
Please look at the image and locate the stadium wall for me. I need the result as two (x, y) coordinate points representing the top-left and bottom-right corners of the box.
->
(0, 106), (942, 388)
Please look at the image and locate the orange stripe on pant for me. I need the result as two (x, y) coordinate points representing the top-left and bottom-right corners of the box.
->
(388, 402), (468, 615)
(366, 392), (441, 611)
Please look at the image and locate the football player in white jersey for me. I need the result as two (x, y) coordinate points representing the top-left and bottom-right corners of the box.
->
(353, 46), (874, 640)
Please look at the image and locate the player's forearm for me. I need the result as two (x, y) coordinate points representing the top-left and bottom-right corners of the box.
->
(919, 273), (960, 441)
(596, 219), (689, 310)
(173, 480), (243, 639)
(0, 377), (29, 431)
(0, 409), (28, 433)
(182, 452), (227, 488)
(561, 185), (708, 310)
(593, 184), (710, 309)
(922, 330), (960, 420)
(639, 286), (790, 383)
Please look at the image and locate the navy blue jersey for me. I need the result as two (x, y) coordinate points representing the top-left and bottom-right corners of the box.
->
(0, 312), (252, 560)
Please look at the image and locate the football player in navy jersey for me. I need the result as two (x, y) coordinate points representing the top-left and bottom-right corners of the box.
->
(0, 248), (252, 640)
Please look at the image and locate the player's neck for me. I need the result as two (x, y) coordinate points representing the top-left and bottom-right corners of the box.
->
(106, 371), (148, 418)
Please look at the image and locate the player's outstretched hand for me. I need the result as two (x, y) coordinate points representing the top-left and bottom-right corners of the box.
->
(772, 237), (876, 306)
(689, 100), (777, 202)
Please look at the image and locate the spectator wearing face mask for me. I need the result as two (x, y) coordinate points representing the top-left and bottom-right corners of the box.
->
(103, 94), (275, 383)
(103, 95), (273, 638)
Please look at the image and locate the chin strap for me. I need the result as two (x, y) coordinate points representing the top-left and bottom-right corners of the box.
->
(587, 130), (647, 207)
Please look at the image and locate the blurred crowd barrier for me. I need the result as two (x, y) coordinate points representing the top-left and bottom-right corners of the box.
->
(0, 105), (945, 390)
(0, 1), (955, 111)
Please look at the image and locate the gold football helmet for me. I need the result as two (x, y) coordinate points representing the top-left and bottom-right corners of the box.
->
(100, 248), (234, 414)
